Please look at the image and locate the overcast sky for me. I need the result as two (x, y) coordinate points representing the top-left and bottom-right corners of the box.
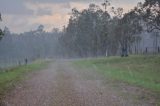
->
(0, 0), (144, 33)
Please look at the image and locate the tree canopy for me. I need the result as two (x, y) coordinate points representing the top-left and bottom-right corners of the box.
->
(0, 13), (4, 40)
(135, 0), (160, 32)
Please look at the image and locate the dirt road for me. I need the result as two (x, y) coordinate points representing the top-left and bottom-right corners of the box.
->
(3, 61), (155, 106)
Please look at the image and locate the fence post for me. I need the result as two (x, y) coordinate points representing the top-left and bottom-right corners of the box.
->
(145, 47), (148, 54)
(25, 58), (28, 65)
(18, 61), (21, 66)
(135, 46), (136, 54)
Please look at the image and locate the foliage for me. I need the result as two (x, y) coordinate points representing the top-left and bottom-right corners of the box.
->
(0, 25), (61, 68)
(135, 0), (160, 32)
(60, 4), (111, 57)
(59, 2), (143, 58)
(0, 13), (4, 40)
(1, 1), (159, 59)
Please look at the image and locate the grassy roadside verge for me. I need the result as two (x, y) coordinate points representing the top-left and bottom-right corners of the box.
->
(73, 55), (160, 93)
(0, 60), (49, 101)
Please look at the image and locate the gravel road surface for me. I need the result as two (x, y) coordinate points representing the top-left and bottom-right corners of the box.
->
(3, 61), (156, 106)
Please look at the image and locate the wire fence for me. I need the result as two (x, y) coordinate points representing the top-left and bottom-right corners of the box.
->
(131, 46), (160, 55)
(0, 57), (30, 70)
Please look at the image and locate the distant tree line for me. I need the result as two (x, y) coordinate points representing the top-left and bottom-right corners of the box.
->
(0, 25), (61, 67)
(59, 0), (160, 58)
(0, 0), (159, 67)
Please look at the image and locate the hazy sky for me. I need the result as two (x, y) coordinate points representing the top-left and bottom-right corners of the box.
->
(0, 0), (144, 33)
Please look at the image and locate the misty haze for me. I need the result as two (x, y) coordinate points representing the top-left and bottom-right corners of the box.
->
(0, 0), (160, 106)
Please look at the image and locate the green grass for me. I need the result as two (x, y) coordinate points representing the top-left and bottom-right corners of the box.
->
(73, 55), (160, 92)
(0, 60), (49, 100)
